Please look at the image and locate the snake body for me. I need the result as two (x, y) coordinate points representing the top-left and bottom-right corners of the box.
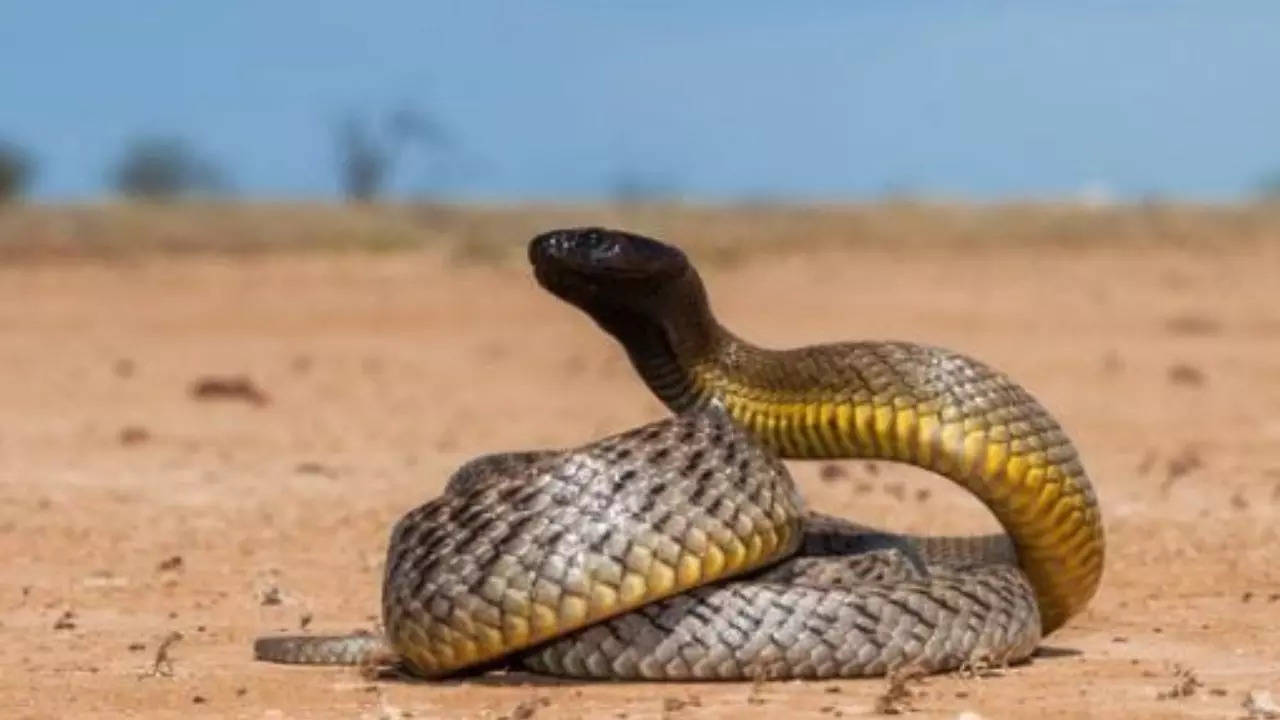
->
(253, 228), (1103, 680)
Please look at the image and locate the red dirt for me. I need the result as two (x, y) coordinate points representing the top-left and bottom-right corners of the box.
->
(4, 236), (1279, 719)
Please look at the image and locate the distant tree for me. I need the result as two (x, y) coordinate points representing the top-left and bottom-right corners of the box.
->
(334, 105), (451, 202)
(385, 105), (449, 147)
(1258, 169), (1280, 201)
(335, 117), (388, 202)
(110, 136), (229, 200)
(0, 140), (35, 203)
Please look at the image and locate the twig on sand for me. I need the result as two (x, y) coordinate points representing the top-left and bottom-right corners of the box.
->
(875, 665), (926, 714)
(140, 631), (184, 678)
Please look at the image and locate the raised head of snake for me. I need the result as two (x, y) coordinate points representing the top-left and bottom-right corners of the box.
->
(530, 226), (1104, 635)
(529, 227), (716, 391)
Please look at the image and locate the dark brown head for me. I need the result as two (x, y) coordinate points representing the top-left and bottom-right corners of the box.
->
(529, 227), (721, 385)
(528, 227), (694, 317)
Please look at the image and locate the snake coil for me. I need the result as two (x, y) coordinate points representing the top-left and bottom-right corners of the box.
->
(254, 227), (1103, 680)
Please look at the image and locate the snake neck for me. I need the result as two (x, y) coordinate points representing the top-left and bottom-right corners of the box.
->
(582, 274), (730, 413)
(587, 276), (1102, 635)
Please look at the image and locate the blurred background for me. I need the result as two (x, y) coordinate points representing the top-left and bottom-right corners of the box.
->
(3, 2), (1279, 206)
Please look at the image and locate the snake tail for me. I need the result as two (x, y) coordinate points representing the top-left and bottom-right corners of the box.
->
(253, 632), (397, 666)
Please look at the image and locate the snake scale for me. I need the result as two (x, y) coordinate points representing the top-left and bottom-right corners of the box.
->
(254, 228), (1103, 680)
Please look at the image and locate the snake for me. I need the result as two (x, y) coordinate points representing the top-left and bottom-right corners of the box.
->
(253, 227), (1104, 680)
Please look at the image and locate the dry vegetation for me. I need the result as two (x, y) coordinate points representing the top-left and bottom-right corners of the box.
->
(3, 199), (1280, 263)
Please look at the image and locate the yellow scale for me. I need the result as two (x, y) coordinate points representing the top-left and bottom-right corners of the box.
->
(397, 499), (800, 677)
(690, 367), (1100, 634)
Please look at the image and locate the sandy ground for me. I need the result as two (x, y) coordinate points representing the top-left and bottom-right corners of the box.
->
(4, 231), (1279, 719)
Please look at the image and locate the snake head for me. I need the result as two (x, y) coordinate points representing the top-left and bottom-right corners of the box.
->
(528, 227), (690, 309)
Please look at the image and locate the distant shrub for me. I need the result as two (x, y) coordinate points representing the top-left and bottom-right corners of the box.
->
(110, 136), (230, 200)
(609, 169), (682, 204)
(0, 140), (35, 202)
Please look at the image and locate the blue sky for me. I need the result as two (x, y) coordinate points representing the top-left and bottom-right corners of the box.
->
(2, 2), (1278, 201)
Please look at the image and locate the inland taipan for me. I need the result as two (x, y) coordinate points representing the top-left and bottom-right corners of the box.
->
(253, 227), (1104, 680)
